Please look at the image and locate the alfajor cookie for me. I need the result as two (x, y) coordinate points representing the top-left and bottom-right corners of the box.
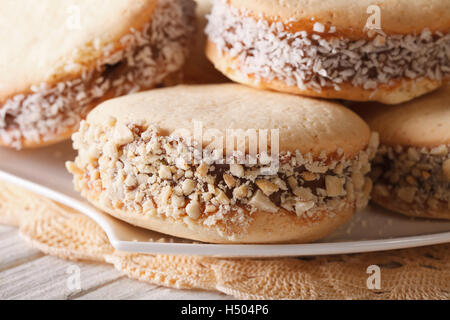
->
(0, 0), (195, 149)
(356, 85), (450, 220)
(206, 0), (450, 104)
(67, 84), (378, 243)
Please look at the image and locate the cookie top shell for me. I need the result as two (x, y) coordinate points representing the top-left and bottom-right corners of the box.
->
(0, 0), (158, 99)
(87, 83), (371, 157)
(227, 0), (450, 38)
(357, 85), (450, 148)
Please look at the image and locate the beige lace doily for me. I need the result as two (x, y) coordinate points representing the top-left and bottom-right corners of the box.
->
(0, 181), (449, 300)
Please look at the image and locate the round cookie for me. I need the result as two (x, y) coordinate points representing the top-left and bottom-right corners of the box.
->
(205, 0), (450, 104)
(67, 84), (378, 244)
(0, 0), (195, 149)
(355, 85), (450, 219)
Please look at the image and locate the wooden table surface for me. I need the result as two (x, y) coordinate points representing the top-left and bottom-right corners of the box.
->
(0, 225), (232, 300)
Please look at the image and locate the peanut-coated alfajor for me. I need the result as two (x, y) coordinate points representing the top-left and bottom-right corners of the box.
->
(206, 0), (450, 104)
(356, 85), (450, 220)
(67, 84), (379, 243)
(0, 0), (195, 149)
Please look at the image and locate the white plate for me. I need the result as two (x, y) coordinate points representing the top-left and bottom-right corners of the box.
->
(1, 142), (450, 257)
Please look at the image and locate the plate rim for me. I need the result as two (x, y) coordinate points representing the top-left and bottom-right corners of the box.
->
(1, 169), (450, 257)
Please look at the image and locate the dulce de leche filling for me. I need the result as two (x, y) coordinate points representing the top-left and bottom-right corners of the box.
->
(206, 0), (450, 92)
(371, 144), (450, 214)
(67, 119), (379, 238)
(0, 0), (195, 149)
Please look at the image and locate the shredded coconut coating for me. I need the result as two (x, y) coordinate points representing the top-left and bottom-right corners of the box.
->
(371, 144), (450, 213)
(67, 119), (379, 238)
(206, 0), (450, 92)
(0, 0), (195, 149)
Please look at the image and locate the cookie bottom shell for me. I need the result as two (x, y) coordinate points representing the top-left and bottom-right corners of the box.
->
(372, 192), (450, 220)
(90, 194), (355, 244)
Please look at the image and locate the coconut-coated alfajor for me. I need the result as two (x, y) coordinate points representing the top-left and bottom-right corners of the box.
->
(0, 0), (195, 149)
(206, 0), (450, 104)
(67, 84), (378, 243)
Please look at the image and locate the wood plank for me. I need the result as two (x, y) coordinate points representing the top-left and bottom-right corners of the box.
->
(0, 228), (230, 300)
(76, 277), (159, 300)
(0, 256), (124, 300)
(0, 225), (16, 236)
(77, 277), (232, 300)
(0, 231), (43, 272)
(135, 285), (233, 300)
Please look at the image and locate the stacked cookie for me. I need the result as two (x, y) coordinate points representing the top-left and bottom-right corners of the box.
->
(67, 84), (378, 243)
(8, 0), (445, 242)
(0, 0), (195, 149)
(356, 86), (450, 220)
(206, 0), (450, 104)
